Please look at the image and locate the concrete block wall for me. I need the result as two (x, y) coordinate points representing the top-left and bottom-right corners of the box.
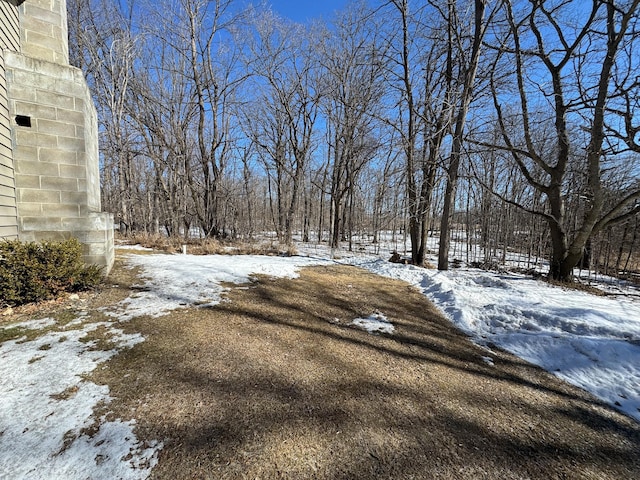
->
(5, 51), (114, 271)
(0, 0), (115, 272)
(19, 0), (68, 65)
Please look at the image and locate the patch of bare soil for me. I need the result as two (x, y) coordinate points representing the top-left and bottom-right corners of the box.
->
(90, 262), (640, 480)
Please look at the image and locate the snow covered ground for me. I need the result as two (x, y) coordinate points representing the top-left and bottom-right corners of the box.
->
(0, 317), (160, 479)
(107, 254), (332, 320)
(351, 312), (395, 334)
(1, 242), (639, 479)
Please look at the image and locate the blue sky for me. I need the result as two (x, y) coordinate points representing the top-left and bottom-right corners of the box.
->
(266, 0), (349, 23)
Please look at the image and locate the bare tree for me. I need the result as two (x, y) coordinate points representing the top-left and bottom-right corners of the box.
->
(487, 0), (640, 281)
(318, 3), (386, 249)
(128, 42), (195, 237)
(437, 0), (493, 270)
(385, 0), (467, 266)
(174, 0), (245, 237)
(243, 11), (321, 244)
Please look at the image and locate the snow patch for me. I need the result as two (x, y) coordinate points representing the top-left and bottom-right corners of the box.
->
(0, 319), (160, 479)
(481, 356), (495, 366)
(1, 317), (56, 331)
(351, 313), (394, 335)
(115, 244), (154, 251)
(106, 253), (331, 320)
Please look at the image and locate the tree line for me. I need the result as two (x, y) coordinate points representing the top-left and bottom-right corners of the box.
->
(67, 0), (640, 282)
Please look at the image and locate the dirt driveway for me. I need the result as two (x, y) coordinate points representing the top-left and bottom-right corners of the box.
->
(86, 258), (640, 479)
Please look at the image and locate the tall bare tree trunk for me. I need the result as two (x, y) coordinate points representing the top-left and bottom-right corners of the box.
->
(438, 0), (488, 270)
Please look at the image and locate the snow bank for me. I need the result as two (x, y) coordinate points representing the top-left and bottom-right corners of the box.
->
(348, 257), (640, 422)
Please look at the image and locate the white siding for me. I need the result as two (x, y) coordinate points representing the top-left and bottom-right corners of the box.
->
(0, 1), (19, 238)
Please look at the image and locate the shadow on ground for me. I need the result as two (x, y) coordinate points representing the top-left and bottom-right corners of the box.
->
(95, 263), (640, 480)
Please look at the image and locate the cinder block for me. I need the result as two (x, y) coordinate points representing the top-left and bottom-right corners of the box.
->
(5, 4), (113, 272)
(12, 145), (38, 162)
(29, 231), (71, 242)
(60, 217), (93, 230)
(56, 136), (85, 152)
(37, 118), (76, 137)
(58, 82), (85, 99)
(35, 90), (74, 110)
(57, 108), (84, 125)
(40, 176), (78, 192)
(89, 212), (114, 230)
(22, 4), (62, 30)
(59, 164), (86, 179)
(9, 69), (46, 89)
(38, 148), (77, 165)
(86, 190), (100, 207)
(18, 188), (60, 204)
(25, 31), (57, 50)
(13, 101), (57, 120)
(17, 231), (36, 242)
(78, 230), (109, 245)
(43, 203), (80, 217)
(15, 174), (40, 189)
(83, 254), (111, 268)
(82, 253), (102, 264)
(60, 192), (88, 205)
(76, 152), (87, 166)
(20, 216), (63, 231)
(52, 26), (68, 48)
(15, 130), (57, 148)
(15, 160), (58, 176)
(22, 16), (55, 37)
(21, 44), (56, 64)
(7, 85), (37, 102)
(87, 242), (107, 256)
(39, 76), (63, 93)
(15, 203), (42, 216)
(53, 51), (69, 65)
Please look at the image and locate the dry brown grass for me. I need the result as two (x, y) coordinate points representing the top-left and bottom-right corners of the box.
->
(118, 233), (298, 257)
(546, 278), (608, 296)
(85, 261), (640, 480)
